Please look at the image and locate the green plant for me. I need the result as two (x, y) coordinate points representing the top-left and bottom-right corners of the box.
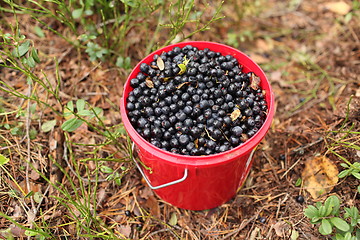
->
(338, 162), (360, 180)
(304, 195), (360, 239)
(325, 96), (360, 182)
(61, 99), (103, 132)
(161, 0), (224, 47)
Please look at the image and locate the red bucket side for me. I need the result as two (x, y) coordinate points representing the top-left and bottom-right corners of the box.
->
(120, 41), (275, 210)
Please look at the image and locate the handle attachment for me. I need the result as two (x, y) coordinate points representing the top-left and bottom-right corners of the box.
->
(131, 143), (188, 190)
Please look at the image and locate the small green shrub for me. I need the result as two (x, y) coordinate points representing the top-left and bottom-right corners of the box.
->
(304, 195), (360, 239)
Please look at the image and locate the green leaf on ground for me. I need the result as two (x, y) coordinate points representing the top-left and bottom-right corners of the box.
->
(34, 26), (45, 38)
(41, 120), (57, 132)
(31, 48), (40, 63)
(304, 205), (318, 219)
(66, 101), (74, 112)
(319, 219), (332, 235)
(352, 172), (360, 179)
(0, 154), (10, 166)
(169, 212), (177, 226)
(27, 56), (36, 68)
(61, 118), (83, 132)
(76, 99), (86, 112)
(12, 40), (30, 57)
(100, 165), (113, 174)
(72, 8), (83, 19)
(330, 217), (350, 232)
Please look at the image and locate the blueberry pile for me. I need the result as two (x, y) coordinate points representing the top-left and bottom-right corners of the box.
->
(126, 45), (268, 156)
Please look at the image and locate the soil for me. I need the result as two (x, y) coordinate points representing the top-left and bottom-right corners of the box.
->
(0, 0), (359, 239)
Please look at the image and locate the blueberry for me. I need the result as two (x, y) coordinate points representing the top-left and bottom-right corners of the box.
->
(295, 195), (305, 204)
(126, 45), (268, 156)
(130, 78), (140, 88)
(125, 210), (132, 217)
(231, 126), (243, 137)
(140, 63), (149, 73)
(179, 134), (190, 146)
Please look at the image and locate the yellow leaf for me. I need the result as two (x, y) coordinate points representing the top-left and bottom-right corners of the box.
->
(178, 63), (186, 75)
(230, 108), (241, 121)
(302, 156), (339, 199)
(324, 2), (351, 15)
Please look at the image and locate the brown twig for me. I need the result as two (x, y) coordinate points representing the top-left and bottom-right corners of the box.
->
(222, 215), (257, 239)
(25, 84), (36, 240)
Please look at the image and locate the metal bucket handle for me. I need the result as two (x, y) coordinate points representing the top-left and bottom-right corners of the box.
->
(131, 143), (188, 190)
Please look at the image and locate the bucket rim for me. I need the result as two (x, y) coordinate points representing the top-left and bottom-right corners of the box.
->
(120, 41), (275, 167)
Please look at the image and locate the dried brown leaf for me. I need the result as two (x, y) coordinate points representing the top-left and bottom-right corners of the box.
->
(273, 221), (290, 237)
(157, 57), (165, 71)
(241, 133), (249, 142)
(250, 73), (261, 90)
(145, 78), (154, 88)
(146, 195), (160, 217)
(230, 108), (241, 121)
(117, 225), (132, 238)
(176, 82), (189, 89)
(150, 65), (159, 69)
(302, 156), (339, 199)
(324, 1), (351, 15)
(194, 139), (199, 149)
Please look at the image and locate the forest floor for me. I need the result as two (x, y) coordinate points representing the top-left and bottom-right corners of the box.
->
(0, 0), (359, 239)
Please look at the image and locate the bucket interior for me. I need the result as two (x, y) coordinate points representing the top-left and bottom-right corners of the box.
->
(120, 41), (275, 167)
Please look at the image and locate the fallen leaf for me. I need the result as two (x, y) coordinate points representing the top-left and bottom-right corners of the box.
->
(230, 108), (241, 121)
(9, 224), (26, 237)
(169, 212), (177, 226)
(290, 229), (299, 240)
(145, 78), (154, 88)
(30, 169), (40, 181)
(241, 133), (249, 142)
(270, 71), (292, 88)
(140, 186), (154, 199)
(356, 88), (360, 97)
(273, 221), (290, 237)
(302, 156), (339, 199)
(250, 73), (261, 90)
(117, 225), (131, 238)
(157, 56), (165, 71)
(249, 227), (260, 240)
(194, 138), (199, 148)
(176, 82), (189, 89)
(178, 63), (186, 75)
(324, 2), (351, 15)
(12, 205), (24, 220)
(145, 195), (160, 218)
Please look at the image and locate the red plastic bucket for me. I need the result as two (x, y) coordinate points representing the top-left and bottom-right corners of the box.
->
(120, 41), (275, 210)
